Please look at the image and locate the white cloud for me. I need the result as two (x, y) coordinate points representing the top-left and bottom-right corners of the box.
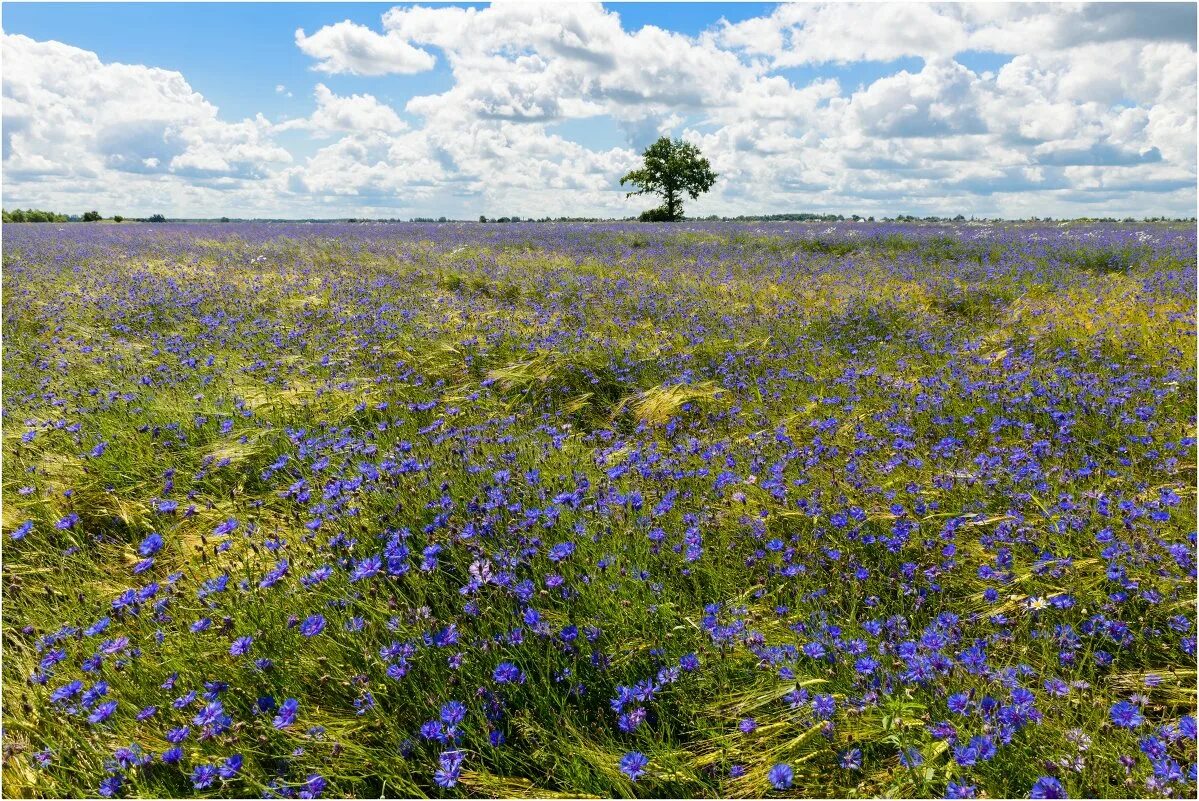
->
(2, 3), (1195, 218)
(277, 84), (408, 136)
(718, 3), (968, 66)
(848, 58), (986, 138)
(295, 20), (436, 76)
(2, 33), (290, 213)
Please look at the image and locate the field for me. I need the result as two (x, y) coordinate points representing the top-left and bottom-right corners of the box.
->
(1, 221), (1195, 799)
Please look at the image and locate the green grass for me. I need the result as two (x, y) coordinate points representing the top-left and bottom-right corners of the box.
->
(2, 222), (1195, 799)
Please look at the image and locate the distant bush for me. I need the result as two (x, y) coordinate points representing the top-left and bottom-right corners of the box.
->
(146, 214), (168, 223)
(113, 215), (124, 223)
(81, 210), (102, 222)
(638, 206), (675, 222)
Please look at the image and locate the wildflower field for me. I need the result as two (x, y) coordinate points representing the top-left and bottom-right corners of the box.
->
(1, 221), (1195, 799)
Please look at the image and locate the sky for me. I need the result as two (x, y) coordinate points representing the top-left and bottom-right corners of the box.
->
(2, 1), (1196, 219)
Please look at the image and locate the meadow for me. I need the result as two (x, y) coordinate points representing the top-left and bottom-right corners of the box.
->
(1, 221), (1195, 799)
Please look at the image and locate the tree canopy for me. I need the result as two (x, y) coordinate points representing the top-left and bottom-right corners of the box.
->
(2, 208), (70, 223)
(620, 136), (717, 222)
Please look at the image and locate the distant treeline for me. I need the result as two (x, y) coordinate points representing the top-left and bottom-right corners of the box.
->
(3, 209), (72, 222)
(7, 209), (1195, 225)
(2, 209), (169, 223)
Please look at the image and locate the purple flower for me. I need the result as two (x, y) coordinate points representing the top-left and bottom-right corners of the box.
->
(299, 775), (327, 799)
(212, 518), (239, 536)
(230, 636), (253, 656)
(219, 754), (243, 780)
(440, 700), (466, 725)
(768, 763), (793, 790)
(88, 700), (117, 724)
(619, 751), (648, 781)
(1030, 776), (1067, 798)
(192, 764), (218, 789)
(946, 782), (977, 798)
(1110, 701), (1144, 728)
(299, 614), (326, 637)
(138, 532), (163, 556)
(273, 697), (299, 729)
(434, 749), (464, 788)
(812, 694), (836, 719)
(350, 555), (381, 582)
(493, 662), (522, 684)
(1179, 715), (1196, 740)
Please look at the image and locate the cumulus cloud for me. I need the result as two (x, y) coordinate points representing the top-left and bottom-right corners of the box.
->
(2, 33), (291, 213)
(277, 84), (408, 136)
(718, 3), (970, 65)
(848, 59), (987, 138)
(295, 20), (436, 75)
(2, 3), (1195, 218)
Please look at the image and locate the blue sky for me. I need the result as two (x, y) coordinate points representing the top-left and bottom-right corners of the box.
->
(2, 2), (1195, 218)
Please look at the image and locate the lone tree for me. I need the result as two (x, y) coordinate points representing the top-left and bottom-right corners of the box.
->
(621, 136), (717, 221)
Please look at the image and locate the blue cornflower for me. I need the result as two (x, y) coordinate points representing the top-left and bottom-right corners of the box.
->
(620, 751), (649, 781)
(812, 694), (836, 719)
(803, 641), (826, 660)
(1110, 700), (1144, 728)
(88, 700), (117, 724)
(219, 754), (243, 779)
(138, 532), (163, 557)
(434, 750), (464, 788)
(273, 698), (299, 729)
(1029, 776), (1067, 798)
(946, 782), (977, 798)
(350, 555), (381, 582)
(768, 763), (793, 790)
(493, 662), (522, 684)
(1179, 715), (1196, 739)
(299, 775), (327, 799)
(192, 764), (218, 789)
(854, 656), (878, 674)
(212, 518), (239, 536)
(230, 636), (253, 656)
(440, 700), (467, 725)
(548, 541), (576, 562)
(947, 692), (971, 715)
(898, 747), (923, 768)
(299, 614), (326, 637)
